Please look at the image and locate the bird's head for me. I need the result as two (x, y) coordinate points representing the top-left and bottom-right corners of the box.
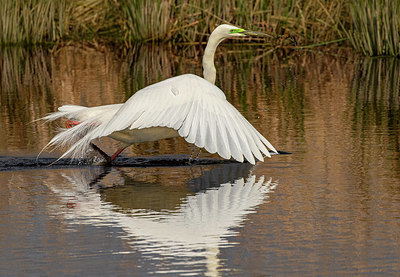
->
(203, 24), (272, 84)
(213, 24), (272, 39)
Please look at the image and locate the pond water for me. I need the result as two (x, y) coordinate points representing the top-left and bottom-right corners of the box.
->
(0, 45), (399, 275)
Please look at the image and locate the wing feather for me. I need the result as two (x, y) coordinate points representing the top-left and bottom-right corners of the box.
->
(170, 102), (192, 130)
(204, 106), (217, 154)
(226, 106), (259, 164)
(195, 105), (207, 148)
(232, 111), (264, 161)
(238, 116), (273, 158)
(228, 114), (256, 164)
(185, 100), (201, 144)
(214, 113), (231, 159)
(218, 108), (244, 163)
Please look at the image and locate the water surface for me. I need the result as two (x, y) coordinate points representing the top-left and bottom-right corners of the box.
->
(0, 45), (399, 275)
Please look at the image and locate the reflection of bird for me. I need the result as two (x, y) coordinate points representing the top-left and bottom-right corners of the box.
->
(47, 164), (278, 275)
(42, 24), (277, 164)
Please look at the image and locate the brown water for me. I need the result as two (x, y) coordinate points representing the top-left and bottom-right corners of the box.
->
(0, 45), (399, 275)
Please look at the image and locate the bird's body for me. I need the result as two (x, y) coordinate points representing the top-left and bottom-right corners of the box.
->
(42, 25), (277, 164)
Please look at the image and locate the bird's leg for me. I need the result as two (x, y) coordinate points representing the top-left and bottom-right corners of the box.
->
(188, 147), (203, 164)
(194, 148), (203, 160)
(188, 147), (196, 164)
(90, 143), (111, 163)
(65, 120), (112, 163)
(110, 146), (128, 162)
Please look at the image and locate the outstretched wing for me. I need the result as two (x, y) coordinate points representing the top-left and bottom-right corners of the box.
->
(59, 74), (277, 164)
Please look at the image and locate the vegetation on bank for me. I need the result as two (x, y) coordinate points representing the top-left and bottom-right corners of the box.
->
(0, 0), (399, 56)
(347, 0), (400, 56)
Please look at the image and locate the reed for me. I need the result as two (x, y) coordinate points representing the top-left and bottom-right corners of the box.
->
(119, 0), (349, 45)
(1, 0), (399, 56)
(68, 0), (123, 41)
(120, 0), (174, 43)
(347, 0), (400, 56)
(0, 0), (69, 45)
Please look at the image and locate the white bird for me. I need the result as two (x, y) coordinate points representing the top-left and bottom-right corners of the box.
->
(41, 24), (277, 164)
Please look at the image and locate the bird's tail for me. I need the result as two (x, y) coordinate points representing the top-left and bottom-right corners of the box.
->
(38, 119), (100, 161)
(38, 105), (101, 161)
(39, 104), (124, 161)
(53, 124), (103, 161)
(40, 105), (89, 122)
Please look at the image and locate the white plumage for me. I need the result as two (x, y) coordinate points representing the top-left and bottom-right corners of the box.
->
(41, 24), (277, 164)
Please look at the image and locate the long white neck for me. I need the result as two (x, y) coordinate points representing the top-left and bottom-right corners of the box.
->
(202, 31), (226, 84)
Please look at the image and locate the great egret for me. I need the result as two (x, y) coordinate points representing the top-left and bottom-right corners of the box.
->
(41, 24), (277, 164)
